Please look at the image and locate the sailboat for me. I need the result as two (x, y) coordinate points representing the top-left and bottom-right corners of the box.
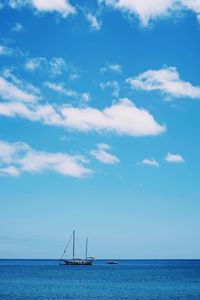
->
(59, 230), (95, 266)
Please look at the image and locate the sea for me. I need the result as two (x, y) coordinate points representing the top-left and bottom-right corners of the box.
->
(0, 259), (200, 299)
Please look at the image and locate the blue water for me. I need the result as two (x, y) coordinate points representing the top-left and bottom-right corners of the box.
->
(0, 260), (200, 299)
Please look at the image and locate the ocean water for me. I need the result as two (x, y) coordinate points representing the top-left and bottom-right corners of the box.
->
(0, 260), (200, 299)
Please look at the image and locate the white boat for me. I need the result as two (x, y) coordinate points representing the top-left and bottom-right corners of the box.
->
(59, 230), (95, 266)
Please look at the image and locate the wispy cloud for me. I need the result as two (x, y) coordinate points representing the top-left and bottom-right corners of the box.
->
(126, 67), (200, 99)
(25, 57), (44, 71)
(138, 158), (159, 167)
(8, 0), (76, 17)
(100, 81), (120, 97)
(12, 22), (24, 32)
(49, 57), (67, 76)
(180, 0), (200, 21)
(0, 140), (91, 178)
(165, 153), (184, 163)
(0, 98), (166, 137)
(91, 143), (119, 164)
(0, 75), (40, 103)
(2, 68), (40, 94)
(86, 13), (102, 31)
(0, 43), (24, 57)
(100, 62), (122, 73)
(0, 45), (13, 56)
(44, 82), (90, 103)
(69, 73), (80, 80)
(25, 57), (67, 76)
(0, 165), (20, 176)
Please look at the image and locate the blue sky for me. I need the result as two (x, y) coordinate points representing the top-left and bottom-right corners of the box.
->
(0, 0), (200, 259)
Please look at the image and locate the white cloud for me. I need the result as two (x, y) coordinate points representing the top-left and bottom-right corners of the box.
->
(100, 81), (120, 97)
(139, 158), (159, 167)
(91, 143), (119, 164)
(100, 63), (122, 73)
(86, 13), (102, 31)
(165, 152), (184, 163)
(0, 140), (91, 178)
(44, 82), (90, 102)
(8, 0), (76, 17)
(127, 67), (200, 99)
(12, 22), (24, 32)
(0, 98), (166, 137)
(0, 76), (39, 103)
(0, 45), (13, 56)
(25, 57), (67, 76)
(100, 0), (200, 26)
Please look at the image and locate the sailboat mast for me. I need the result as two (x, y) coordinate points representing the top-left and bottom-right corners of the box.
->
(85, 237), (88, 258)
(73, 230), (75, 259)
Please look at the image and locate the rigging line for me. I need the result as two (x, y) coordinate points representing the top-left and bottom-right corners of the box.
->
(60, 232), (73, 261)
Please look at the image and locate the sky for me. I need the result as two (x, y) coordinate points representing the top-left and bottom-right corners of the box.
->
(0, 0), (200, 259)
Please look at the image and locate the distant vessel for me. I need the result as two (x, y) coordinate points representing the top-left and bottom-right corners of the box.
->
(59, 230), (95, 266)
(107, 261), (118, 265)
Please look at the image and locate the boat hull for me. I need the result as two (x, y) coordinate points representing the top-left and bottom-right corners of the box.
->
(62, 259), (94, 266)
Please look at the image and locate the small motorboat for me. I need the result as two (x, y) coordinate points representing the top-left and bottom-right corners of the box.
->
(107, 261), (118, 265)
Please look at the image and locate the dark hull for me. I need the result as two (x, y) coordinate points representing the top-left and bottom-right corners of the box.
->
(62, 259), (94, 266)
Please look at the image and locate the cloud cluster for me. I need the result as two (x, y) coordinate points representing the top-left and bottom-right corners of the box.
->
(0, 140), (91, 178)
(100, 0), (200, 26)
(127, 67), (200, 99)
(0, 98), (166, 137)
(91, 143), (119, 164)
(3, 0), (200, 27)
(0, 62), (165, 137)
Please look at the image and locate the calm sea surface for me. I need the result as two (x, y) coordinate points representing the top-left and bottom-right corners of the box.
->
(0, 259), (200, 299)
